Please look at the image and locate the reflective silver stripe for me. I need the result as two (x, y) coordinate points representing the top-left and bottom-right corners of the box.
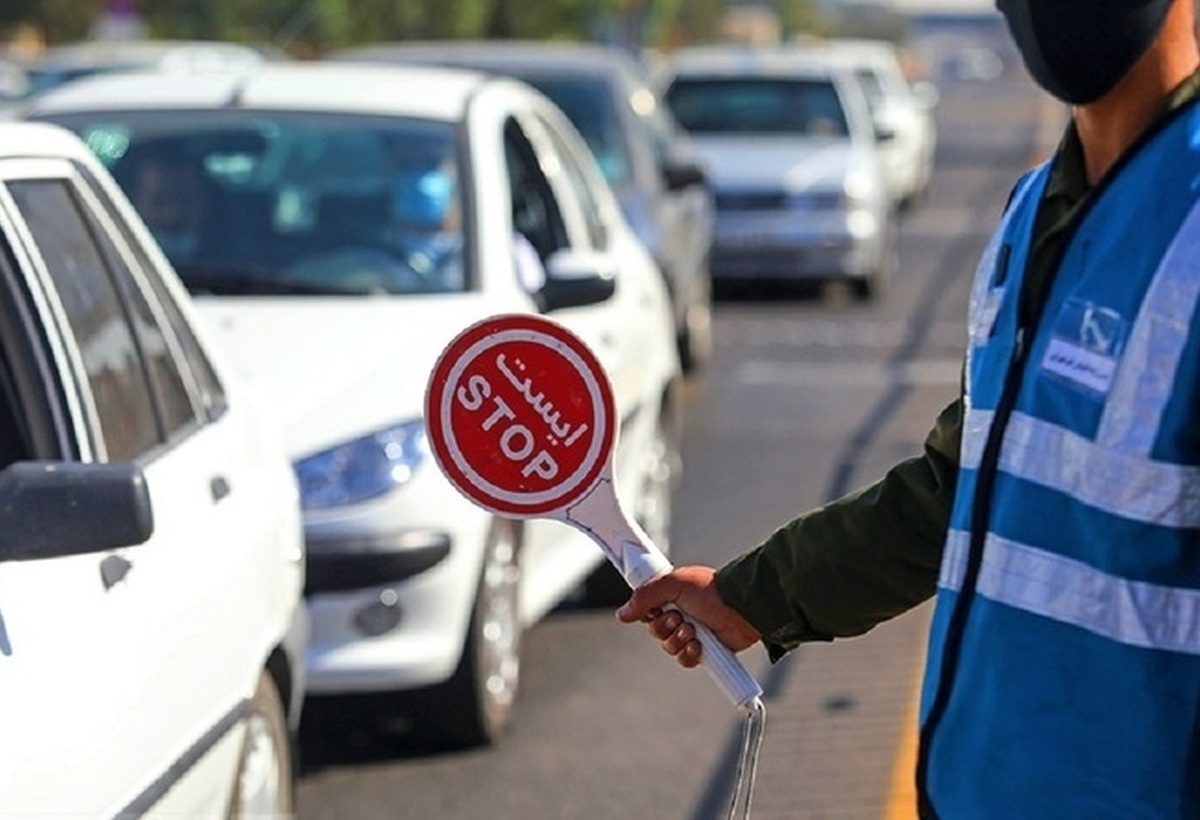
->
(960, 407), (1200, 526)
(1098, 198), (1200, 455)
(959, 406), (993, 468)
(941, 529), (1200, 655)
(967, 229), (1002, 341)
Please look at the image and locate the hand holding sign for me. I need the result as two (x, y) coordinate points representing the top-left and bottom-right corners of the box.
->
(424, 314), (763, 709)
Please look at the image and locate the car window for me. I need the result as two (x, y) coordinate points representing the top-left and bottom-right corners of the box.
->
(0, 244), (50, 466)
(84, 171), (229, 423)
(0, 345), (29, 467)
(666, 76), (850, 137)
(635, 101), (677, 172)
(619, 59), (678, 169)
(531, 112), (609, 252)
(517, 76), (632, 186)
(504, 119), (568, 262)
(853, 67), (886, 112)
(42, 111), (467, 297)
(74, 188), (200, 439)
(133, 250), (228, 423)
(7, 178), (160, 460)
(0, 230), (73, 462)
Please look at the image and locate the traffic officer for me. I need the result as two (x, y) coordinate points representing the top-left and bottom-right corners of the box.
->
(619, 0), (1200, 815)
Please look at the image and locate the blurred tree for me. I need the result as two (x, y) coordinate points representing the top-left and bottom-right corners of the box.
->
(672, 0), (725, 43)
(2, 0), (825, 54)
(780, 0), (832, 40)
(137, 0), (219, 39)
(1, 0), (102, 44)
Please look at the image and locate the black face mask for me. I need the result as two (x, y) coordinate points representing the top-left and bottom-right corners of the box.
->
(996, 0), (1174, 104)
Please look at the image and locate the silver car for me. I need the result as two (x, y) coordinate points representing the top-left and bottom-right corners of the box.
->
(661, 45), (895, 299)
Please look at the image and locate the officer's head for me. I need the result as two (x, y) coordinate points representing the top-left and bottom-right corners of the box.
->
(996, 0), (1178, 104)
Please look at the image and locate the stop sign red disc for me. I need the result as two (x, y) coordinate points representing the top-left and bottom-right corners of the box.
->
(425, 314), (616, 517)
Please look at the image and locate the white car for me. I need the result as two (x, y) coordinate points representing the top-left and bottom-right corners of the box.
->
(661, 45), (895, 299)
(0, 122), (306, 816)
(816, 38), (939, 208)
(25, 61), (683, 747)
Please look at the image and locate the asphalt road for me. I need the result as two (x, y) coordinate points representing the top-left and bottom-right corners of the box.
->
(295, 43), (1063, 820)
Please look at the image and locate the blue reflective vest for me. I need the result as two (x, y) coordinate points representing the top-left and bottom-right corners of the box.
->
(918, 103), (1200, 817)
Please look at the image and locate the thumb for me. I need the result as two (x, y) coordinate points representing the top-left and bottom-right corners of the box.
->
(615, 572), (681, 623)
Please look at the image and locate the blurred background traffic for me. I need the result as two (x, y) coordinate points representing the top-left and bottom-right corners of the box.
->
(0, 1), (1036, 817)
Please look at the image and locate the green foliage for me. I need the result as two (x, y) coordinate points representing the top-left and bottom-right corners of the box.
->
(1, 0), (104, 44)
(3, 0), (825, 54)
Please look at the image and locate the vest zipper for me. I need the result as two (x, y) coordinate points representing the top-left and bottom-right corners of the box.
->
(915, 326), (1029, 819)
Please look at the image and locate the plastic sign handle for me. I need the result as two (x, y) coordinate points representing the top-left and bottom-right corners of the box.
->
(425, 314), (764, 708)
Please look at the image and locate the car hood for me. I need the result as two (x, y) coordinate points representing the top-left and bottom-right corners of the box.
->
(192, 295), (507, 459)
(689, 136), (862, 190)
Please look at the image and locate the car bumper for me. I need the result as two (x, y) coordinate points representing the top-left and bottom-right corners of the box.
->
(302, 532), (474, 693)
(304, 529), (451, 595)
(710, 210), (883, 280)
(301, 487), (491, 695)
(712, 241), (875, 280)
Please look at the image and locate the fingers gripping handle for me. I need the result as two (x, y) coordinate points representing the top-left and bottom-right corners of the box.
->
(621, 543), (764, 708)
(685, 609), (765, 708)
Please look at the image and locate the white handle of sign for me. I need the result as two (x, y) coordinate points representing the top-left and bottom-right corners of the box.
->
(567, 479), (764, 709)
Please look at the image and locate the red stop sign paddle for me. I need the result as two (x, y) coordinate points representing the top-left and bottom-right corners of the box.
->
(425, 313), (614, 518)
(425, 314), (762, 708)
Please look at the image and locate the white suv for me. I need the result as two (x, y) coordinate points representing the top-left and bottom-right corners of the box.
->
(0, 122), (306, 817)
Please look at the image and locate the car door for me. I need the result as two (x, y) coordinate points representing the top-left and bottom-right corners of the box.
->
(507, 97), (677, 558)
(637, 99), (713, 314)
(517, 98), (671, 412)
(0, 157), (270, 816)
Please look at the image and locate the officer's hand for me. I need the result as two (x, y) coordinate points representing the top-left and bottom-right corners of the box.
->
(616, 565), (761, 669)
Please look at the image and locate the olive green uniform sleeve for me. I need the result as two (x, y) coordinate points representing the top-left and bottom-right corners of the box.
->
(714, 396), (962, 661)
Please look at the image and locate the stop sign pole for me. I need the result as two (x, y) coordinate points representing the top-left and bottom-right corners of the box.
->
(425, 314), (762, 708)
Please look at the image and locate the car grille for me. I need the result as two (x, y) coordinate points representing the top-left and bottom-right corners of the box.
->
(713, 190), (788, 212)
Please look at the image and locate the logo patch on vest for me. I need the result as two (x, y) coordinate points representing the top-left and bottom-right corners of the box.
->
(1040, 299), (1128, 396)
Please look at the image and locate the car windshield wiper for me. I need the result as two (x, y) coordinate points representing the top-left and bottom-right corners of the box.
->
(175, 265), (377, 297)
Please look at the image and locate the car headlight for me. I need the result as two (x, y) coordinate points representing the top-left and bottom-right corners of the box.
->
(791, 178), (870, 211)
(294, 420), (427, 510)
(842, 171), (875, 208)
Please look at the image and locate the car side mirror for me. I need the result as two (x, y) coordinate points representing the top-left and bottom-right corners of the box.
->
(537, 248), (617, 312)
(662, 159), (708, 192)
(0, 461), (154, 561)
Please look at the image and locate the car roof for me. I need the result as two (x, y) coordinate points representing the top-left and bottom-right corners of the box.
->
(23, 61), (498, 122)
(662, 45), (842, 79)
(335, 39), (646, 79)
(812, 39), (907, 71)
(0, 120), (98, 163)
(26, 39), (275, 71)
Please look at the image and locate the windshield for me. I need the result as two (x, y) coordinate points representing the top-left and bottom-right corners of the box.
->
(42, 110), (467, 297)
(665, 77), (849, 138)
